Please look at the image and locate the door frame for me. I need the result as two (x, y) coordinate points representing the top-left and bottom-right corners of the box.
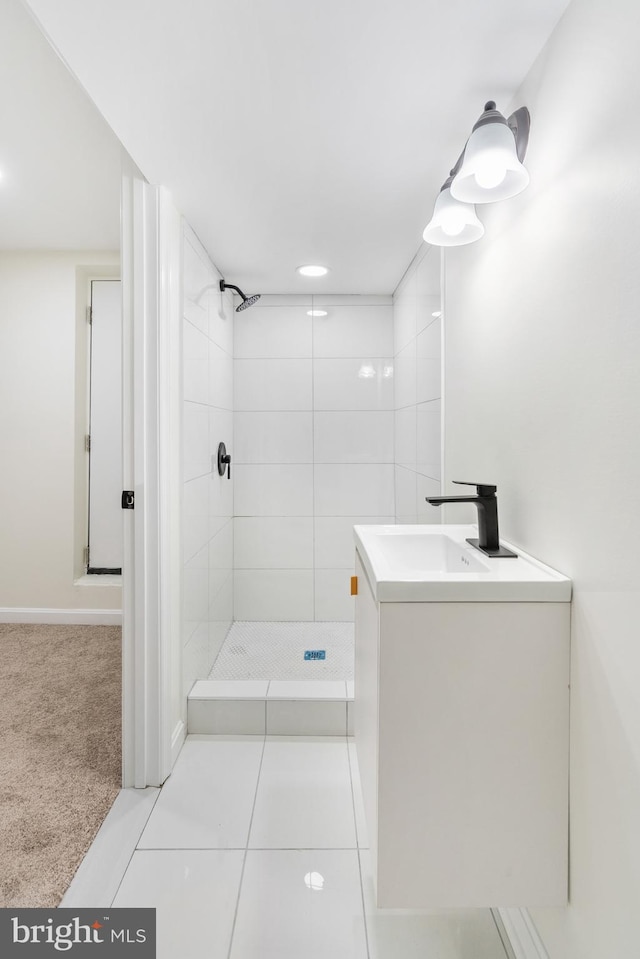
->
(121, 165), (184, 788)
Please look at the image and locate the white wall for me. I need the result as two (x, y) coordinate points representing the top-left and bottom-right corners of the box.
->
(0, 251), (121, 614)
(182, 227), (234, 694)
(233, 295), (394, 622)
(441, 0), (640, 954)
(393, 245), (443, 520)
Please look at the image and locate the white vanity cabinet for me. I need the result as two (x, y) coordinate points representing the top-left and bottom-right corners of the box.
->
(353, 544), (571, 909)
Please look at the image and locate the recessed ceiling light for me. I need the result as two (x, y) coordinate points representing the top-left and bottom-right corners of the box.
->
(297, 265), (328, 277)
(307, 309), (328, 317)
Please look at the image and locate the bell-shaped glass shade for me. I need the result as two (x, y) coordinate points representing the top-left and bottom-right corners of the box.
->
(422, 188), (484, 247)
(450, 121), (529, 203)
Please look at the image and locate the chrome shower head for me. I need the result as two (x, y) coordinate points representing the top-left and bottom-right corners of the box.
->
(219, 280), (261, 312)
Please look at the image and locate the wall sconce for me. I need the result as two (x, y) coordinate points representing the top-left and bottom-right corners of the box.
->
(423, 100), (530, 247)
(422, 175), (485, 247)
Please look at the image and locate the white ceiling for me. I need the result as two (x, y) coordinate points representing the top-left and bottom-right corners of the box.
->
(18, 0), (571, 290)
(0, 0), (122, 250)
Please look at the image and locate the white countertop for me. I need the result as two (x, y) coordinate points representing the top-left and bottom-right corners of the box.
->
(354, 524), (572, 603)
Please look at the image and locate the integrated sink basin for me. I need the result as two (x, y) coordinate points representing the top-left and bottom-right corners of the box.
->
(371, 531), (490, 575)
(354, 523), (572, 602)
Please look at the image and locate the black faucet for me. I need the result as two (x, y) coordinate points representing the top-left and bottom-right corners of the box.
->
(425, 481), (518, 558)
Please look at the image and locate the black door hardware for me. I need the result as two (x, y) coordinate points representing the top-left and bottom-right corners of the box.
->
(121, 490), (135, 509)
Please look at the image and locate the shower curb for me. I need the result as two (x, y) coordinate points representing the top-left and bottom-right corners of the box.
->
(187, 679), (354, 736)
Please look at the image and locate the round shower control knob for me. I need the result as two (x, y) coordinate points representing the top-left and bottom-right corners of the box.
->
(217, 442), (231, 479)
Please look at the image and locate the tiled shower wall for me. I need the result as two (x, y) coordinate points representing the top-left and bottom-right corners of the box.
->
(182, 226), (234, 693)
(393, 245), (443, 521)
(233, 295), (394, 622)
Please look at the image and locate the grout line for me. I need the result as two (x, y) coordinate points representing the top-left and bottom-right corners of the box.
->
(109, 789), (163, 907)
(225, 732), (268, 959)
(347, 739), (372, 959)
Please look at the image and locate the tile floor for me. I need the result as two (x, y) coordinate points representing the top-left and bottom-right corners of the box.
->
(65, 735), (510, 959)
(209, 621), (354, 680)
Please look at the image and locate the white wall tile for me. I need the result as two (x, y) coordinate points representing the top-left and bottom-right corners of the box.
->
(235, 412), (313, 464)
(393, 268), (417, 355)
(415, 245), (441, 333)
(395, 407), (417, 469)
(394, 339), (417, 409)
(234, 359), (312, 411)
(234, 569), (314, 620)
(416, 401), (441, 480)
(234, 306), (312, 358)
(182, 623), (210, 695)
(183, 319), (209, 405)
(209, 340), (233, 410)
(184, 475), (210, 563)
(314, 411), (393, 463)
(184, 298), (208, 336)
(312, 305), (393, 358)
(183, 402), (210, 481)
(235, 517), (313, 568)
(314, 515), (394, 569)
(183, 563), (209, 628)
(395, 465), (417, 523)
(208, 290), (234, 355)
(266, 700), (347, 736)
(416, 319), (441, 403)
(314, 359), (394, 411)
(209, 520), (233, 571)
(209, 617), (232, 667)
(183, 234), (216, 305)
(313, 294), (392, 308)
(314, 464), (395, 516)
(234, 465), (313, 516)
(417, 474), (443, 524)
(188, 699), (266, 735)
(315, 569), (356, 621)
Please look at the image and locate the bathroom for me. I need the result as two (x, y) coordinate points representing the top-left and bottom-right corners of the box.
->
(2, 0), (640, 956)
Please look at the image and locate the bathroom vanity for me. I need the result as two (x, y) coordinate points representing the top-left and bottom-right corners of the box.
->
(353, 524), (571, 908)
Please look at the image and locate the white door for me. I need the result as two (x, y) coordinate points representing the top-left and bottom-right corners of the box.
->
(88, 279), (123, 571)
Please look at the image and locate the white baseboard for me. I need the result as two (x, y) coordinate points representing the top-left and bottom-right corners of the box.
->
(0, 608), (123, 625)
(496, 908), (549, 959)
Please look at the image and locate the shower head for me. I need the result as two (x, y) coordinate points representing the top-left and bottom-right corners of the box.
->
(219, 280), (261, 312)
(236, 293), (261, 311)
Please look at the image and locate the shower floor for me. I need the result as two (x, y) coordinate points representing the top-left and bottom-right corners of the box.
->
(208, 621), (354, 681)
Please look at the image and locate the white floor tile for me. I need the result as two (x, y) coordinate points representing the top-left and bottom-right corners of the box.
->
(347, 740), (369, 850)
(61, 788), (159, 907)
(112, 849), (244, 959)
(138, 737), (263, 849)
(249, 738), (356, 849)
(359, 851), (507, 959)
(230, 850), (367, 959)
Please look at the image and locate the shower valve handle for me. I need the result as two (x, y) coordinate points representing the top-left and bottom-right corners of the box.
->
(217, 442), (231, 480)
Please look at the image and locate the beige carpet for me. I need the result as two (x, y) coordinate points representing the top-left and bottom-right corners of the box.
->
(0, 624), (121, 907)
